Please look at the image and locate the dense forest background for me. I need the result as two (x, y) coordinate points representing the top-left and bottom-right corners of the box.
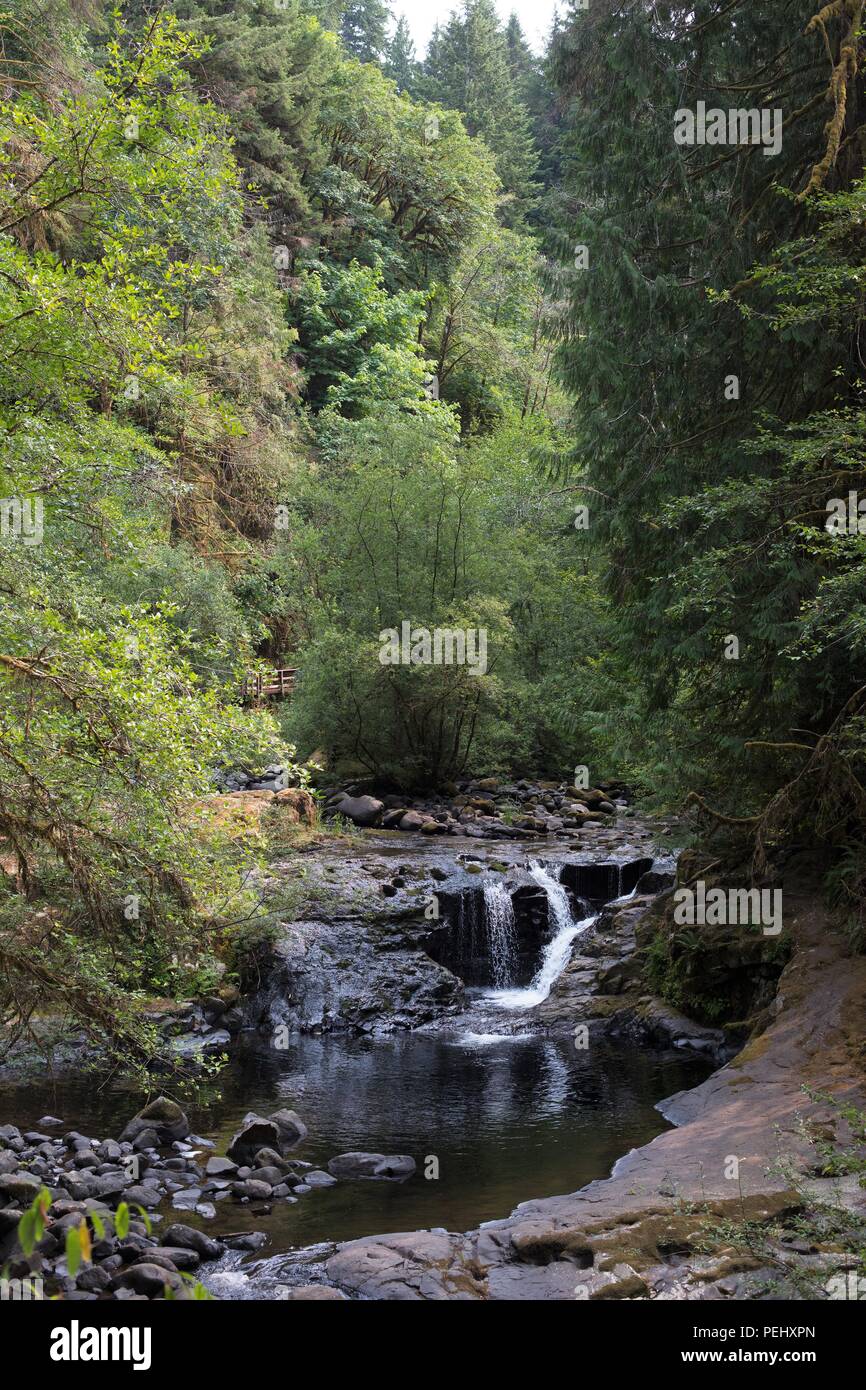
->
(3, 0), (866, 1057)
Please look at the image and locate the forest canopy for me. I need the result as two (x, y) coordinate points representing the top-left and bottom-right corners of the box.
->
(3, 0), (866, 1059)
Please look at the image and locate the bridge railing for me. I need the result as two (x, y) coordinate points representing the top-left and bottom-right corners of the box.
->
(242, 667), (299, 703)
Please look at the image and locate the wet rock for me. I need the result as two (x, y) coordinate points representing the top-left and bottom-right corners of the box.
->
(168, 1028), (231, 1060)
(162, 1223), (224, 1260)
(269, 1109), (307, 1149)
(226, 1115), (281, 1164)
(283, 1284), (348, 1299)
(305, 1170), (338, 1188)
(223, 1231), (268, 1251)
(143, 1246), (201, 1271)
(110, 1263), (182, 1297)
(0, 1206), (23, 1234)
(0, 1172), (41, 1201)
(119, 1097), (190, 1146)
(327, 1152), (416, 1181)
(76, 1265), (112, 1293)
(331, 794), (384, 827)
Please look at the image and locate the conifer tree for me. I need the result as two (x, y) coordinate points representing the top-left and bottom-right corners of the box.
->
(422, 0), (539, 223)
(340, 0), (391, 63)
(385, 13), (416, 92)
(168, 0), (339, 226)
(550, 0), (866, 845)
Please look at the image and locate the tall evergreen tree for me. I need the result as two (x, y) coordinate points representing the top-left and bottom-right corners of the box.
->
(302, 0), (345, 31)
(550, 0), (866, 861)
(340, 0), (391, 63)
(504, 10), (560, 190)
(422, 0), (539, 224)
(384, 12), (416, 92)
(161, 0), (339, 226)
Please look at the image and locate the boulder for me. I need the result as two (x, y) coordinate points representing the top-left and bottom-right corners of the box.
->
(162, 1223), (224, 1260)
(0, 1172), (41, 1201)
(304, 1170), (338, 1188)
(110, 1263), (182, 1297)
(327, 1152), (416, 1181)
(268, 1109), (308, 1149)
(226, 1115), (281, 1164)
(143, 1246), (201, 1271)
(119, 1097), (190, 1146)
(272, 788), (317, 825)
(398, 810), (426, 831)
(333, 794), (384, 827)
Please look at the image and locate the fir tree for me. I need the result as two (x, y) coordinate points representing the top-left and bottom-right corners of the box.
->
(384, 13), (416, 92)
(549, 0), (866, 847)
(340, 0), (391, 63)
(422, 0), (539, 224)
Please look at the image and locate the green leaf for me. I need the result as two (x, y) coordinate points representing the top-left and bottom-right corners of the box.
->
(66, 1226), (82, 1278)
(115, 1203), (130, 1239)
(17, 1209), (36, 1257)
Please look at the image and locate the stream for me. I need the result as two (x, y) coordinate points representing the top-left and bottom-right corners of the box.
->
(0, 843), (715, 1298)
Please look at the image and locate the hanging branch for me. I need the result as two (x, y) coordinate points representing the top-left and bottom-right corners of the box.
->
(800, 0), (866, 199)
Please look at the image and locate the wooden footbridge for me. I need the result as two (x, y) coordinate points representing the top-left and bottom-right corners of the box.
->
(242, 667), (299, 704)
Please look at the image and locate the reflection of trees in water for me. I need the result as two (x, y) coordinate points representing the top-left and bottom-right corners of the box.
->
(228, 1035), (705, 1147)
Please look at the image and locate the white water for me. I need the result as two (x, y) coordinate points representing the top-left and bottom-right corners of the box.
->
(482, 878), (518, 988)
(486, 861), (596, 1010)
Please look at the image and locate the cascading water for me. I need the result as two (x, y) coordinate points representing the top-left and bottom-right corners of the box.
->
(482, 878), (518, 988)
(487, 861), (595, 1009)
(529, 860), (572, 933)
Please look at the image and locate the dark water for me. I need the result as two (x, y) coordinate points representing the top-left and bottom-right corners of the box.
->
(0, 1033), (709, 1255)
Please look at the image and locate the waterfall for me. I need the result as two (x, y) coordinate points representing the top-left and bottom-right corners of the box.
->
(529, 860), (572, 933)
(488, 860), (595, 1009)
(482, 879), (518, 988)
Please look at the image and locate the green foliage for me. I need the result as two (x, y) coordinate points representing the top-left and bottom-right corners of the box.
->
(421, 0), (539, 224)
(0, 4), (295, 1069)
(292, 257), (429, 411)
(547, 1), (866, 879)
(339, 0), (390, 63)
(384, 13), (416, 93)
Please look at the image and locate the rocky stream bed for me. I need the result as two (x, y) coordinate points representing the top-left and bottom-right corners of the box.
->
(2, 777), (865, 1301)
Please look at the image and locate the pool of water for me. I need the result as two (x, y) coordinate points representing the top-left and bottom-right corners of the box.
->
(0, 1033), (710, 1255)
